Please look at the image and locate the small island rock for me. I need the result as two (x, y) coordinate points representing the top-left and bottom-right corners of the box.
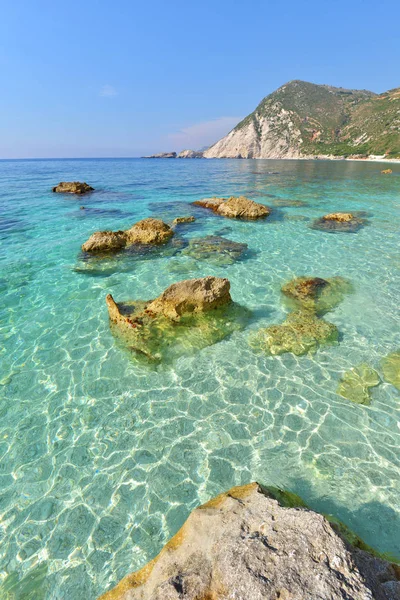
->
(194, 196), (270, 219)
(311, 212), (367, 233)
(172, 216), (196, 226)
(52, 181), (94, 194)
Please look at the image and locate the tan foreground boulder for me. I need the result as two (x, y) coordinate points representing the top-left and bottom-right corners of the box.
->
(194, 196), (270, 219)
(98, 482), (400, 600)
(81, 218), (173, 253)
(52, 181), (94, 194)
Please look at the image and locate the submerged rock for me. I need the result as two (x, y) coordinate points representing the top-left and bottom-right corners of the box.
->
(381, 350), (400, 390)
(182, 235), (248, 265)
(81, 218), (173, 254)
(193, 196), (270, 219)
(311, 212), (367, 233)
(98, 482), (400, 600)
(52, 181), (94, 194)
(273, 198), (308, 207)
(172, 216), (196, 226)
(106, 277), (249, 361)
(282, 276), (353, 315)
(337, 364), (381, 405)
(250, 310), (339, 356)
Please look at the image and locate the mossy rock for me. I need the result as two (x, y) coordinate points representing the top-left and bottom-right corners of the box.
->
(337, 363), (381, 405)
(282, 276), (353, 316)
(381, 350), (400, 390)
(109, 299), (251, 363)
(249, 310), (339, 356)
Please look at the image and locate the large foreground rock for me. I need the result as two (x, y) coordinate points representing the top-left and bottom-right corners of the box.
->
(106, 277), (249, 362)
(98, 482), (400, 600)
(52, 181), (94, 194)
(194, 196), (270, 219)
(81, 218), (173, 253)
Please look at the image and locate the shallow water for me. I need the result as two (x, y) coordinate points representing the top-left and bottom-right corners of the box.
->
(0, 158), (399, 599)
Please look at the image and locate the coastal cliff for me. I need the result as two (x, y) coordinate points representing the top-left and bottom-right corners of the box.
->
(204, 80), (400, 159)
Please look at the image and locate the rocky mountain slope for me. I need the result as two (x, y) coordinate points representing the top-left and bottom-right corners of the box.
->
(204, 80), (400, 159)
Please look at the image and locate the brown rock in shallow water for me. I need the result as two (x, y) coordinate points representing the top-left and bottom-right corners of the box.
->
(52, 181), (94, 194)
(125, 218), (173, 246)
(105, 277), (248, 362)
(98, 482), (400, 600)
(311, 212), (366, 233)
(172, 216), (196, 225)
(81, 218), (173, 253)
(81, 230), (127, 253)
(146, 276), (231, 319)
(194, 196), (270, 219)
(323, 212), (354, 222)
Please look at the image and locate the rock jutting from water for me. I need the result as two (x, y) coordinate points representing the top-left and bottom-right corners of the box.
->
(98, 482), (400, 600)
(381, 350), (400, 390)
(171, 216), (196, 226)
(381, 169), (393, 174)
(52, 181), (94, 194)
(249, 309), (339, 356)
(193, 196), (271, 219)
(311, 212), (367, 233)
(81, 218), (174, 253)
(182, 235), (248, 265)
(106, 276), (250, 362)
(281, 275), (353, 315)
(337, 363), (381, 405)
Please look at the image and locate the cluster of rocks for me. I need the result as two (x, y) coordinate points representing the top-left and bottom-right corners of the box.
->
(81, 218), (174, 253)
(99, 482), (400, 600)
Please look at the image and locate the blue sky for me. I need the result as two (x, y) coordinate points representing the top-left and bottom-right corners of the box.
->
(1, 0), (399, 158)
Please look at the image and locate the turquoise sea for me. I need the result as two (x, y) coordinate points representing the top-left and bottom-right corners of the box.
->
(1, 158), (399, 599)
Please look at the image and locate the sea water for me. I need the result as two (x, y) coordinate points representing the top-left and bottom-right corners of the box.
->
(0, 158), (399, 599)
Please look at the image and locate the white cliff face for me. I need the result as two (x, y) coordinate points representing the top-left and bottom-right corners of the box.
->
(204, 106), (303, 159)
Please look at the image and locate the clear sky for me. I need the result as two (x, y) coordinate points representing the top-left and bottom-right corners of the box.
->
(1, 0), (399, 158)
